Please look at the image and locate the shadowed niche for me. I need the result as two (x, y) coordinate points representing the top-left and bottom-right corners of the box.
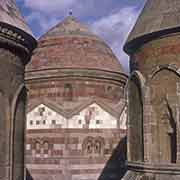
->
(98, 136), (127, 180)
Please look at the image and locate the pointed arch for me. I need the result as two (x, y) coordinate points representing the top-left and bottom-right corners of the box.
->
(128, 71), (145, 161)
(150, 64), (180, 79)
(131, 70), (146, 95)
(10, 84), (27, 180)
(149, 67), (179, 163)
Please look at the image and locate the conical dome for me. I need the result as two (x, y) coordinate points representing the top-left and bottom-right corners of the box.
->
(27, 16), (124, 73)
(0, 0), (32, 35)
(41, 16), (101, 39)
(124, 0), (180, 53)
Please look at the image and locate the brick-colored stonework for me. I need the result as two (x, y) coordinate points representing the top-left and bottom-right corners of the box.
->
(26, 16), (123, 73)
(25, 16), (127, 180)
(26, 129), (126, 180)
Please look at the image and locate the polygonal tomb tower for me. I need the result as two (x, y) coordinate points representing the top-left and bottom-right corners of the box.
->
(124, 0), (180, 179)
(0, 0), (36, 180)
(25, 16), (127, 180)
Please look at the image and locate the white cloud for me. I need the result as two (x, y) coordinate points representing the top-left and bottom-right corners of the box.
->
(25, 11), (59, 34)
(91, 7), (139, 73)
(24, 0), (78, 14)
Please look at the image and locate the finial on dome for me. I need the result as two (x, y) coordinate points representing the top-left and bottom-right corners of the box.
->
(69, 11), (73, 16)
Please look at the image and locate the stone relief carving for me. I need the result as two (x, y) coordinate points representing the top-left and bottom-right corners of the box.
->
(83, 136), (105, 156)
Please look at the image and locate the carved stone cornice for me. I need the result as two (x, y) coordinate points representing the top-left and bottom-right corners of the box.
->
(0, 22), (37, 64)
(25, 68), (128, 86)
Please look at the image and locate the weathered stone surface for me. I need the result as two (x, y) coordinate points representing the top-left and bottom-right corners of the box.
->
(26, 129), (127, 180)
(126, 0), (180, 45)
(124, 0), (180, 179)
(0, 47), (34, 180)
(0, 1), (36, 180)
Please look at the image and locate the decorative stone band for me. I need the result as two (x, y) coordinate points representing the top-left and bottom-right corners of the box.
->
(127, 161), (180, 175)
(0, 22), (37, 64)
(25, 68), (128, 86)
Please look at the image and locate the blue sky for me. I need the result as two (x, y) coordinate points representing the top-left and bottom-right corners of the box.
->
(16, 0), (146, 72)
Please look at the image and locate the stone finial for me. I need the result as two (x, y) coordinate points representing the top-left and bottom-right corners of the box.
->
(69, 11), (73, 16)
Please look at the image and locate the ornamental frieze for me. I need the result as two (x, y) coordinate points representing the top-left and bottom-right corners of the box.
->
(0, 25), (25, 41)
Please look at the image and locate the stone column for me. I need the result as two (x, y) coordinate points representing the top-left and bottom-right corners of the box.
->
(0, 23), (36, 180)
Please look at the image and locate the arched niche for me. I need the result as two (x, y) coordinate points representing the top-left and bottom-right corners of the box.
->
(43, 141), (49, 154)
(128, 71), (144, 162)
(11, 85), (27, 180)
(150, 68), (179, 163)
(82, 136), (94, 155)
(94, 137), (105, 155)
(35, 141), (41, 153)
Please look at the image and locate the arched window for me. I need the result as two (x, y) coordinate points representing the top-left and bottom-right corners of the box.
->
(64, 83), (73, 101)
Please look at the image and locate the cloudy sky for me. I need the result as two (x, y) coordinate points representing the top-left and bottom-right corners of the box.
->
(16, 0), (146, 73)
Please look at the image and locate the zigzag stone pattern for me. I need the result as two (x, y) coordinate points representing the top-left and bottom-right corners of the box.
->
(27, 103), (127, 130)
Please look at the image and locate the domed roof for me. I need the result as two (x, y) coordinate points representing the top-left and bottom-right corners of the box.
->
(27, 16), (124, 74)
(0, 0), (32, 36)
(125, 0), (180, 53)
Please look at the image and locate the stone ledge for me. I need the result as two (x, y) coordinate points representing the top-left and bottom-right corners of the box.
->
(128, 161), (180, 175)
